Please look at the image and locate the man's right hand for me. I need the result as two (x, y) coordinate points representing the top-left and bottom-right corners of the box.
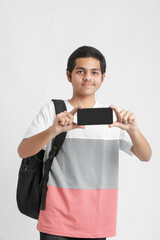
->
(51, 106), (86, 135)
(17, 106), (86, 159)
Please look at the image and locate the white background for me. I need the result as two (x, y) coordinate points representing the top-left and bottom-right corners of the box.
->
(0, 0), (159, 239)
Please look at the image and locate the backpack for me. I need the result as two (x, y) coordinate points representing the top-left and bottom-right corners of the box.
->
(16, 99), (67, 219)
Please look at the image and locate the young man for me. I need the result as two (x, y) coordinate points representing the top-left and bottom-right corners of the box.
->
(17, 46), (152, 240)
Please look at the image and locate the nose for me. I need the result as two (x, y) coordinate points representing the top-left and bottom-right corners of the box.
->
(83, 72), (92, 81)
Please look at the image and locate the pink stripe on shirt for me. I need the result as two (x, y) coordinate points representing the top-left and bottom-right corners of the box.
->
(37, 185), (118, 238)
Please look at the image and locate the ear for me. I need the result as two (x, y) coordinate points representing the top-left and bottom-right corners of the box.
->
(101, 73), (105, 83)
(66, 71), (72, 82)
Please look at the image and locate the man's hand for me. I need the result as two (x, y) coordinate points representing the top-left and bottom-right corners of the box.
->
(52, 106), (86, 135)
(108, 105), (139, 133)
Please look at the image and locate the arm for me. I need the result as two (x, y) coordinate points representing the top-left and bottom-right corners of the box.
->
(17, 105), (84, 159)
(127, 128), (152, 162)
(109, 105), (152, 162)
(17, 126), (57, 159)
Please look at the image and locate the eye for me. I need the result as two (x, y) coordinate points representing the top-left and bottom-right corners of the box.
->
(77, 70), (84, 74)
(92, 72), (98, 75)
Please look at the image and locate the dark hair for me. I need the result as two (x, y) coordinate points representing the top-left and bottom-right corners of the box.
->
(66, 46), (106, 77)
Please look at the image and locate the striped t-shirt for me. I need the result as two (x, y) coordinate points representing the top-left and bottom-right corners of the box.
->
(23, 99), (134, 238)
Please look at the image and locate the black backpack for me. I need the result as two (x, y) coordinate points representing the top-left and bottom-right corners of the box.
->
(16, 99), (67, 219)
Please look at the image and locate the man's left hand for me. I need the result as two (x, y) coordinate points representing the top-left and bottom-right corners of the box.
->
(109, 105), (139, 132)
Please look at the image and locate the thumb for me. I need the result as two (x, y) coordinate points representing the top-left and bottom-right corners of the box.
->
(72, 122), (86, 129)
(70, 105), (82, 116)
(109, 121), (121, 128)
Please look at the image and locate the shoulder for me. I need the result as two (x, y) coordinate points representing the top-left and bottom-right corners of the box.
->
(41, 100), (55, 113)
(41, 99), (67, 124)
(39, 100), (56, 125)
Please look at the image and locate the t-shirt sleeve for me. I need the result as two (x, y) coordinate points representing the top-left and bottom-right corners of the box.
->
(23, 101), (55, 150)
(119, 128), (134, 156)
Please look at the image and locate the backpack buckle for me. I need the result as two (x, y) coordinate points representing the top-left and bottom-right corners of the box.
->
(52, 145), (57, 151)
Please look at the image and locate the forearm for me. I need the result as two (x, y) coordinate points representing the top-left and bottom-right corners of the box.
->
(127, 128), (152, 161)
(17, 126), (57, 158)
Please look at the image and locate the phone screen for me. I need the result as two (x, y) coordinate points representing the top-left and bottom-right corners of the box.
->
(77, 107), (113, 125)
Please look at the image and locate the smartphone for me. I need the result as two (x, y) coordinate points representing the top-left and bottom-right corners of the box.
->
(77, 107), (113, 125)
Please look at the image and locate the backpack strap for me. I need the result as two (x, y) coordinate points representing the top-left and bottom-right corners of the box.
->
(40, 99), (67, 210)
(51, 99), (67, 157)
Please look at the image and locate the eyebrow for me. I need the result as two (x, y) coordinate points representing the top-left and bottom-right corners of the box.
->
(75, 67), (101, 71)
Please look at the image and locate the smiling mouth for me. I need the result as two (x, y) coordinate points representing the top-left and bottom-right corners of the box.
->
(82, 84), (94, 87)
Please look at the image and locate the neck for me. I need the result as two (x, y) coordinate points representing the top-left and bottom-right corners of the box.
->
(68, 96), (96, 108)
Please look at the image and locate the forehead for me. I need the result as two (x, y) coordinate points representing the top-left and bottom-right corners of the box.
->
(74, 57), (100, 69)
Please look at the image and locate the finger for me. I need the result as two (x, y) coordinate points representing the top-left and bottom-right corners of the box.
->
(128, 113), (135, 123)
(121, 111), (131, 124)
(61, 111), (74, 125)
(58, 112), (71, 125)
(128, 118), (133, 124)
(64, 112), (74, 124)
(57, 114), (64, 124)
(109, 121), (121, 128)
(73, 123), (86, 129)
(64, 116), (71, 126)
(119, 110), (127, 123)
(58, 115), (70, 126)
(70, 106), (82, 116)
(109, 105), (120, 118)
(59, 117), (66, 126)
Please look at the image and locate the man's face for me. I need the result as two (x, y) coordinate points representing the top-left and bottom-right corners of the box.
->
(67, 57), (105, 97)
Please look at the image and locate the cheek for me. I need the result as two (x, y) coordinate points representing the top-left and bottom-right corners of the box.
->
(73, 79), (83, 87)
(95, 78), (103, 86)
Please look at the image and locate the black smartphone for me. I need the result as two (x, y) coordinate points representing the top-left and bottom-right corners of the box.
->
(77, 107), (113, 125)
